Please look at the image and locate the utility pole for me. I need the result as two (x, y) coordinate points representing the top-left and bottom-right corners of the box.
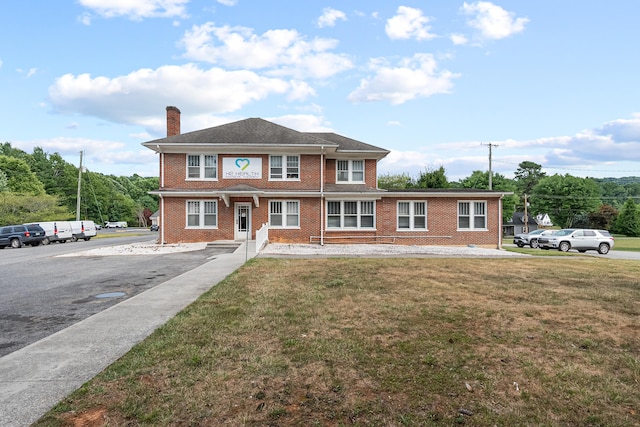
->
(482, 143), (499, 190)
(76, 151), (83, 221)
(524, 194), (529, 233)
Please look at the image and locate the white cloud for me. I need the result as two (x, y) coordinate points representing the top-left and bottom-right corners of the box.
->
(317, 7), (347, 28)
(450, 33), (468, 45)
(78, 12), (92, 25)
(180, 23), (353, 79)
(47, 63), (314, 134)
(268, 114), (333, 132)
(0, 57), (3, 68)
(78, 0), (189, 20)
(348, 54), (459, 105)
(385, 6), (436, 41)
(217, 0), (237, 6)
(12, 136), (157, 171)
(461, 2), (528, 40)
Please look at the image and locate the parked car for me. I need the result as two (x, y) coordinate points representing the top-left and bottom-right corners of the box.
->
(105, 221), (127, 228)
(28, 221), (73, 244)
(150, 224), (159, 231)
(69, 220), (98, 242)
(513, 228), (555, 249)
(538, 229), (614, 254)
(0, 224), (47, 248)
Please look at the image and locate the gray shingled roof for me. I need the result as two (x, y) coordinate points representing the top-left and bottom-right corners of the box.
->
(146, 118), (329, 146)
(306, 132), (389, 153)
(144, 117), (388, 153)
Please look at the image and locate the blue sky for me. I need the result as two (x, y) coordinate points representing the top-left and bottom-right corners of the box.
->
(1, 1), (639, 180)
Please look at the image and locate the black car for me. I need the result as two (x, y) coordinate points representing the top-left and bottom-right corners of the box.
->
(150, 224), (159, 231)
(0, 224), (47, 248)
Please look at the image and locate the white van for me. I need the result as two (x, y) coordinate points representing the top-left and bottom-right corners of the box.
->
(69, 220), (98, 242)
(27, 221), (73, 244)
(105, 221), (127, 228)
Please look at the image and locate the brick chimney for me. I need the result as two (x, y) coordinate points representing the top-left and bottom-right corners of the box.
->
(166, 106), (181, 137)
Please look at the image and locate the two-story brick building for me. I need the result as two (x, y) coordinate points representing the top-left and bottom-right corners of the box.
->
(143, 107), (507, 248)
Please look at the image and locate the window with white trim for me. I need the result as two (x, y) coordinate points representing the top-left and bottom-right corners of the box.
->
(270, 155), (299, 180)
(336, 160), (364, 183)
(458, 201), (486, 230)
(326, 200), (375, 229)
(397, 201), (427, 230)
(269, 200), (300, 228)
(186, 200), (218, 228)
(187, 154), (217, 180)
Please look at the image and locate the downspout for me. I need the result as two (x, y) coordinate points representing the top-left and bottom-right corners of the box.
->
(157, 144), (165, 245)
(320, 146), (325, 246)
(160, 194), (165, 246)
(498, 194), (504, 249)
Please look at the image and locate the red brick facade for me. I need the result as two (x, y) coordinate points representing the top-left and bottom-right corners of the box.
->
(144, 115), (507, 248)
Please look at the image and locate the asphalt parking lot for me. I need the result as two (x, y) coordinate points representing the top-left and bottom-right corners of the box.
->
(0, 233), (225, 357)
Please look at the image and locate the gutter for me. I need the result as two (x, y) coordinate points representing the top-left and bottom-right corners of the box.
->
(320, 146), (325, 246)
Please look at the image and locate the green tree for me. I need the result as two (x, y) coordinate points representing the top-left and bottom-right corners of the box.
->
(456, 170), (518, 223)
(0, 169), (8, 192)
(377, 173), (414, 189)
(0, 192), (71, 224)
(414, 166), (449, 188)
(0, 155), (46, 195)
(613, 198), (640, 237)
(588, 204), (618, 230)
(514, 161), (546, 196)
(530, 174), (601, 228)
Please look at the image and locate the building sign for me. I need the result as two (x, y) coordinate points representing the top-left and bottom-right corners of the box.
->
(222, 157), (262, 179)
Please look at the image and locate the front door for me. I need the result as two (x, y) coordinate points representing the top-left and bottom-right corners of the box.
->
(235, 203), (252, 241)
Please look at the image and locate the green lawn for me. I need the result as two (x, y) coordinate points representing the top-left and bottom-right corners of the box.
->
(36, 257), (640, 426)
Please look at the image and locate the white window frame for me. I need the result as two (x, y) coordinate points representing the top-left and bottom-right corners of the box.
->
(269, 155), (300, 180)
(326, 200), (376, 229)
(458, 200), (487, 231)
(269, 200), (300, 228)
(397, 201), (427, 231)
(186, 200), (218, 228)
(336, 160), (365, 183)
(186, 154), (218, 180)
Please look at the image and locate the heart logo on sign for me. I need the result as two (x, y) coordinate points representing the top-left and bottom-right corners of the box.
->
(235, 158), (250, 171)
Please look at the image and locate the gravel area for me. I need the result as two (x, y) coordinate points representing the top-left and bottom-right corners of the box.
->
(260, 243), (526, 257)
(57, 241), (208, 256)
(58, 241), (526, 258)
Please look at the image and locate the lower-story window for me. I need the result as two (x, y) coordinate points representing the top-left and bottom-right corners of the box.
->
(269, 200), (300, 228)
(458, 201), (486, 230)
(326, 200), (375, 229)
(397, 201), (427, 230)
(186, 200), (218, 228)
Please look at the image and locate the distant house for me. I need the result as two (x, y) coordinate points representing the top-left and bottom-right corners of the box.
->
(142, 107), (511, 248)
(505, 212), (539, 236)
(536, 213), (553, 227)
(150, 210), (159, 227)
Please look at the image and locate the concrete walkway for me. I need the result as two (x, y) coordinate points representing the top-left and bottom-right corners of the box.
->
(0, 242), (256, 427)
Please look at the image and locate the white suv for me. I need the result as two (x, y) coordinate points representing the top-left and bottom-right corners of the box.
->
(538, 229), (614, 254)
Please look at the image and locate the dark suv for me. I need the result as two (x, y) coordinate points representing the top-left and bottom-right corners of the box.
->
(0, 224), (47, 248)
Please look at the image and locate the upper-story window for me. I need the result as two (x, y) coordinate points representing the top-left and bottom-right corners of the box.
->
(187, 154), (217, 180)
(336, 160), (364, 183)
(270, 155), (300, 180)
(458, 201), (487, 230)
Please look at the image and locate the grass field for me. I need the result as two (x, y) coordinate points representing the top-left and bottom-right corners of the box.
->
(36, 257), (640, 426)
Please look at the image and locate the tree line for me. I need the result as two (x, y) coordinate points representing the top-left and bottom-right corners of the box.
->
(378, 162), (640, 236)
(0, 143), (158, 227)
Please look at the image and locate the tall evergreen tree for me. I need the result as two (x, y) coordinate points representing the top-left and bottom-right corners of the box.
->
(614, 198), (640, 237)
